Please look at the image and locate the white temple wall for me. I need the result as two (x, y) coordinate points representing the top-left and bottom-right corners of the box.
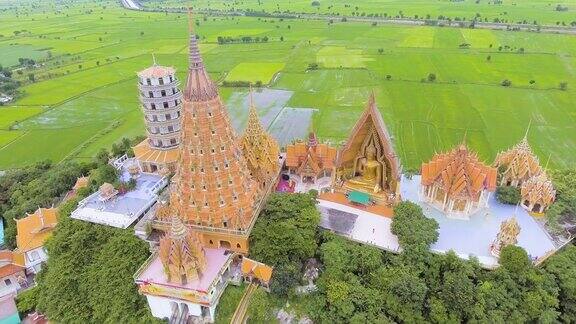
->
(145, 294), (215, 321)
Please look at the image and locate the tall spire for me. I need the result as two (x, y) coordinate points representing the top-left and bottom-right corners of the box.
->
(184, 7), (217, 101)
(151, 53), (157, 66)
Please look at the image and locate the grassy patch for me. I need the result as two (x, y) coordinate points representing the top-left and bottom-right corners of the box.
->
(225, 62), (285, 84)
(214, 283), (246, 324)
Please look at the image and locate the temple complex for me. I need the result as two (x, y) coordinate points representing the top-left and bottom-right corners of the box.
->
(494, 135), (542, 188)
(135, 216), (235, 322)
(285, 132), (336, 183)
(133, 60), (182, 173)
(332, 93), (401, 206)
(151, 15), (261, 254)
(239, 88), (281, 191)
(489, 217), (521, 257)
(520, 173), (556, 213)
(420, 143), (497, 219)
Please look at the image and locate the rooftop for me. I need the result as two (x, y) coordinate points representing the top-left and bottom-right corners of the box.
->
(71, 158), (167, 228)
(136, 248), (231, 293)
(137, 65), (175, 78)
(16, 207), (58, 252)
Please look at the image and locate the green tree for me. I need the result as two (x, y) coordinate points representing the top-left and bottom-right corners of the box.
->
(247, 288), (274, 322)
(496, 186), (521, 204)
(391, 201), (439, 249)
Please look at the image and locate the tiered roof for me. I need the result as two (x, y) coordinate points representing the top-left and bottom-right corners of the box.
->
(133, 140), (179, 165)
(494, 137), (542, 183)
(240, 88), (280, 186)
(159, 216), (207, 284)
(286, 133), (336, 172)
(521, 173), (556, 207)
(16, 207), (58, 252)
(167, 11), (259, 231)
(421, 144), (497, 200)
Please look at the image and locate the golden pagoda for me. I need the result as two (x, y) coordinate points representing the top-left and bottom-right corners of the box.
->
(520, 173), (556, 213)
(494, 126), (542, 187)
(239, 87), (281, 190)
(285, 132), (337, 183)
(158, 215), (207, 284)
(420, 143), (497, 219)
(160, 12), (260, 254)
(332, 93), (401, 205)
(490, 217), (521, 257)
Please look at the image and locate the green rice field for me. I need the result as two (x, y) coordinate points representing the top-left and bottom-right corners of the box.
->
(0, 0), (575, 170)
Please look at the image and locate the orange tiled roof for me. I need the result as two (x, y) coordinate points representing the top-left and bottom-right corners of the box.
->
(241, 257), (272, 283)
(0, 250), (25, 267)
(421, 144), (497, 200)
(16, 207), (58, 252)
(0, 263), (25, 279)
(133, 140), (179, 164)
(285, 133), (336, 171)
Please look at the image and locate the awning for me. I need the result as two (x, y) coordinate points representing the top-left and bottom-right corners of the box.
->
(348, 191), (370, 205)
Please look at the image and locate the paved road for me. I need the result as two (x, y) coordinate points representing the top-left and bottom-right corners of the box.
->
(118, 0), (576, 35)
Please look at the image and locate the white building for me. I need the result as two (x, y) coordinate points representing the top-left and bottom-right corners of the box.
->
(71, 157), (168, 228)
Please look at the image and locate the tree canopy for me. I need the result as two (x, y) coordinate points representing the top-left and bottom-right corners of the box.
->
(249, 193), (320, 296)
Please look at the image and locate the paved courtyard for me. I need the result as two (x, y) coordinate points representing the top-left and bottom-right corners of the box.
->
(317, 200), (400, 253)
(315, 175), (557, 268)
(401, 175), (557, 267)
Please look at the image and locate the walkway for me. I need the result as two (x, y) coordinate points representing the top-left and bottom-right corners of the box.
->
(317, 199), (400, 253)
(230, 283), (257, 324)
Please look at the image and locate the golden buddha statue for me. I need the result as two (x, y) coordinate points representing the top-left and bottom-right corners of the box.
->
(344, 144), (385, 193)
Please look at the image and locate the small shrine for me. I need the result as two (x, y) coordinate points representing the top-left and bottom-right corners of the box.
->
(285, 132), (336, 183)
(332, 93), (401, 206)
(135, 215), (235, 322)
(98, 183), (118, 202)
(490, 217), (521, 257)
(494, 132), (542, 187)
(240, 87), (281, 191)
(521, 173), (556, 214)
(240, 257), (273, 291)
(420, 143), (497, 219)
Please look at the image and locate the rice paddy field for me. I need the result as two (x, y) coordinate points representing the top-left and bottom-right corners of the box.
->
(0, 0), (575, 170)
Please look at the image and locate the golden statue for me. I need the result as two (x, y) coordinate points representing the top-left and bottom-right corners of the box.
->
(344, 145), (385, 193)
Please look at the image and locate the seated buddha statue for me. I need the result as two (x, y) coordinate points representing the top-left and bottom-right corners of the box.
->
(344, 145), (385, 193)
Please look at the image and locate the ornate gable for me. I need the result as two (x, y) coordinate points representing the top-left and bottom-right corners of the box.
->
(422, 144), (497, 201)
(494, 137), (542, 185)
(336, 93), (401, 191)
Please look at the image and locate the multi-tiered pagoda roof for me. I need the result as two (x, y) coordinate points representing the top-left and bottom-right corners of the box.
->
(421, 144), (497, 201)
(167, 15), (259, 234)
